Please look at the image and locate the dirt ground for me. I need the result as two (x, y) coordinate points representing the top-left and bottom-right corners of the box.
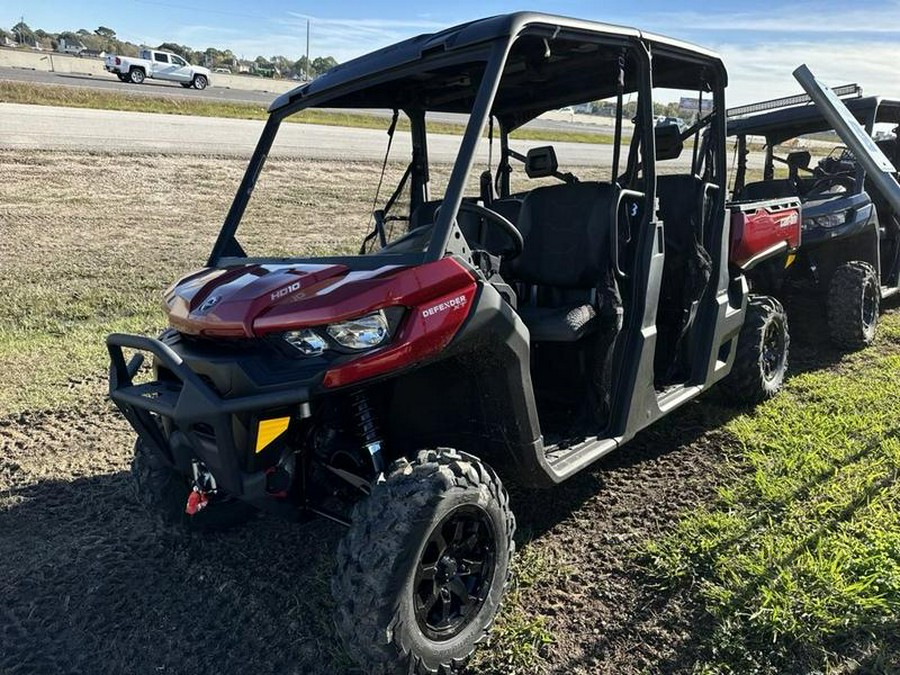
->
(1, 392), (744, 675)
(0, 149), (874, 674)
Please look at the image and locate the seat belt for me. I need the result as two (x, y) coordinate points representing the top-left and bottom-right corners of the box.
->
(611, 52), (625, 183)
(360, 109), (400, 253)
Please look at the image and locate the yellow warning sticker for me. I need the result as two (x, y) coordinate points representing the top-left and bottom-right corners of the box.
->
(255, 417), (290, 453)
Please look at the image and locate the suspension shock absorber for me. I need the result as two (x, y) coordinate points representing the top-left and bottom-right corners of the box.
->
(350, 389), (385, 474)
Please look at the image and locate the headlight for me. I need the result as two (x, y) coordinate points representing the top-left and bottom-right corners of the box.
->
(327, 310), (389, 350)
(283, 309), (394, 355)
(284, 329), (328, 355)
(802, 210), (849, 230)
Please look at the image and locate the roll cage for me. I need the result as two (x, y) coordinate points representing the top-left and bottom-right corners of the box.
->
(207, 12), (728, 272)
(728, 95), (900, 196)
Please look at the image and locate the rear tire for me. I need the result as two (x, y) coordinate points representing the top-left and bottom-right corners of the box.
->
(128, 68), (145, 84)
(180, 82), (192, 88)
(116, 73), (128, 82)
(131, 438), (256, 532)
(332, 448), (515, 675)
(720, 294), (789, 405)
(827, 261), (879, 350)
(192, 74), (208, 90)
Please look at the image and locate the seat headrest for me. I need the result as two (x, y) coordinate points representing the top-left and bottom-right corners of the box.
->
(655, 124), (683, 161)
(525, 146), (559, 179)
(787, 150), (811, 170)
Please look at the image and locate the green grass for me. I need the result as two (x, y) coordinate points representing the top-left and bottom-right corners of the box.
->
(0, 80), (615, 145)
(642, 314), (900, 673)
(0, 291), (163, 412)
(4, 148), (899, 672)
(468, 540), (564, 674)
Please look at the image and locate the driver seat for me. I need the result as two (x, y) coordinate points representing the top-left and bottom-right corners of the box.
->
(513, 181), (617, 342)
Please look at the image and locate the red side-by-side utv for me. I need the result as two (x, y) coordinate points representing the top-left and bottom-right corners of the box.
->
(106, 13), (799, 673)
(729, 87), (900, 349)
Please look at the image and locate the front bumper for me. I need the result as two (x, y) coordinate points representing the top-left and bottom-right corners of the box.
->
(107, 333), (312, 499)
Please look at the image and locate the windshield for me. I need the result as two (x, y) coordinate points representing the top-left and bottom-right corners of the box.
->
(236, 110), (421, 257)
(212, 26), (712, 268)
(231, 56), (493, 263)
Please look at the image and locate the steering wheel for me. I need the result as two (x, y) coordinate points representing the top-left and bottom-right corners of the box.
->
(456, 201), (524, 259)
(805, 173), (855, 198)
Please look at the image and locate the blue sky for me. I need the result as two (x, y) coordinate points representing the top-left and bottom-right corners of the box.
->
(5, 0), (900, 104)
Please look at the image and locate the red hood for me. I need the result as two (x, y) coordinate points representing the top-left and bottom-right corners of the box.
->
(164, 259), (476, 338)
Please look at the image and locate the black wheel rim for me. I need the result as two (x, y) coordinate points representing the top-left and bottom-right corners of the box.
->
(761, 318), (784, 381)
(862, 281), (878, 330)
(413, 504), (497, 641)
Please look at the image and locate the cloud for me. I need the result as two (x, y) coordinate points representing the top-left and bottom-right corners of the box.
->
(713, 40), (900, 105)
(276, 14), (446, 61)
(163, 14), (446, 62)
(155, 8), (900, 110)
(647, 2), (900, 34)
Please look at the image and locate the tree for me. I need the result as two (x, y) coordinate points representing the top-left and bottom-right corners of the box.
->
(3, 20), (340, 75)
(269, 55), (291, 74)
(203, 47), (223, 66)
(12, 21), (34, 46)
(93, 26), (118, 53)
(292, 55), (309, 77)
(311, 56), (337, 76)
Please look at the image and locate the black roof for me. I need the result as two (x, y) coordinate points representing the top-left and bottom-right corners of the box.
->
(728, 96), (900, 143)
(269, 11), (723, 126)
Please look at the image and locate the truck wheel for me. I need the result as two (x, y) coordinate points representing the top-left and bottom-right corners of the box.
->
(333, 448), (515, 675)
(180, 82), (192, 88)
(192, 74), (208, 90)
(128, 68), (145, 84)
(116, 73), (128, 82)
(131, 438), (256, 532)
(827, 261), (880, 350)
(720, 295), (789, 406)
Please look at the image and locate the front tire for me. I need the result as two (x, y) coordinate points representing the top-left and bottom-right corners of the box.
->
(131, 438), (256, 532)
(827, 261), (879, 350)
(332, 448), (515, 675)
(720, 294), (789, 405)
(128, 68), (145, 84)
(192, 74), (208, 90)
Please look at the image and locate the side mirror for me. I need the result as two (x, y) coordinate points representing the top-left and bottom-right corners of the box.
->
(655, 124), (683, 161)
(525, 146), (559, 178)
(786, 150), (811, 170)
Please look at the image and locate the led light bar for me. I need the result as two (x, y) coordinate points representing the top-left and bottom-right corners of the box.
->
(726, 84), (862, 118)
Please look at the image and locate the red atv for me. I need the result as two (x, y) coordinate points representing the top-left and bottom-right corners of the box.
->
(107, 13), (797, 674)
(729, 89), (900, 349)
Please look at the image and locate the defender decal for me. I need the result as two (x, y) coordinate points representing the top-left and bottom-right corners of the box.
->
(421, 294), (468, 318)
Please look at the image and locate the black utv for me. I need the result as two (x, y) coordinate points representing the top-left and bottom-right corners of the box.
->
(729, 94), (900, 348)
(106, 13), (793, 674)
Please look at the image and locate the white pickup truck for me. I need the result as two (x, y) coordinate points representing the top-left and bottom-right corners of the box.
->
(104, 49), (211, 90)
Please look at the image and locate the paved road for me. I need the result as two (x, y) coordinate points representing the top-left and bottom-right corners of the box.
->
(0, 67), (283, 105)
(0, 102), (623, 165)
(0, 102), (765, 176)
(0, 67), (617, 135)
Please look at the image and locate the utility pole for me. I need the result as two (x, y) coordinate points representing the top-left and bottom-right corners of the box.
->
(305, 19), (310, 81)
